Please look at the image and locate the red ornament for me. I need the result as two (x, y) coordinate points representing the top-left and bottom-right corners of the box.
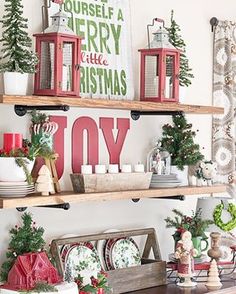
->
(139, 18), (180, 103)
(3, 252), (61, 290)
(34, 10), (82, 97)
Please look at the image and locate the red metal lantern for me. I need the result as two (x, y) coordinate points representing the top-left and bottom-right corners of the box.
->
(139, 18), (180, 103)
(34, 9), (82, 97)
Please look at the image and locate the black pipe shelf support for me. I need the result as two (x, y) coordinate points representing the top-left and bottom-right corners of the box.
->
(130, 110), (183, 121)
(14, 105), (70, 117)
(16, 203), (70, 212)
(210, 17), (219, 32)
(132, 195), (185, 203)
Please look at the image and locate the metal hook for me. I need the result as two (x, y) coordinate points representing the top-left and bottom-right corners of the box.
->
(210, 17), (219, 32)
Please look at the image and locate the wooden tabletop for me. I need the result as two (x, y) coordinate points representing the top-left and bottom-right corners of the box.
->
(125, 282), (236, 294)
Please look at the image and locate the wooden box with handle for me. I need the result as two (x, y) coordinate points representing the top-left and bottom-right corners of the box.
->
(50, 228), (166, 294)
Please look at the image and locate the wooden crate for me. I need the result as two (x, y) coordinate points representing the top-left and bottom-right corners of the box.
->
(70, 172), (152, 193)
(50, 228), (166, 294)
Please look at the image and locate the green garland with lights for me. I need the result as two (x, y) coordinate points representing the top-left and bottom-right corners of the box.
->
(213, 203), (236, 232)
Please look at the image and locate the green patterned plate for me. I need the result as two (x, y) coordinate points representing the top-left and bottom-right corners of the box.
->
(63, 242), (102, 283)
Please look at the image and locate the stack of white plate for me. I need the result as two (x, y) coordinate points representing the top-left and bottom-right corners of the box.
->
(0, 182), (35, 198)
(150, 174), (182, 188)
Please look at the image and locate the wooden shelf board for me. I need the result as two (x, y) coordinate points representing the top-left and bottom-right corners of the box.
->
(0, 95), (224, 114)
(0, 185), (227, 209)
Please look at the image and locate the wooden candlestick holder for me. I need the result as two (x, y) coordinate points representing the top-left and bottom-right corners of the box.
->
(207, 232), (222, 261)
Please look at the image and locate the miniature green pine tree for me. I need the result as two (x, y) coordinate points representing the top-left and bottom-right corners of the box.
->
(168, 10), (194, 87)
(0, 0), (38, 73)
(161, 114), (204, 170)
(0, 213), (45, 282)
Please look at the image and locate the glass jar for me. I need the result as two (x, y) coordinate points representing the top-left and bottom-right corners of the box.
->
(147, 142), (171, 175)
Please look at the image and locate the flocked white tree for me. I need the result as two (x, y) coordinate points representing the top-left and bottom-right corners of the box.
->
(36, 165), (54, 196)
(205, 259), (222, 290)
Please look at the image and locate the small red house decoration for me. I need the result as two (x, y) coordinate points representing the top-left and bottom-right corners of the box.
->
(34, 9), (82, 97)
(139, 18), (180, 103)
(5, 252), (61, 290)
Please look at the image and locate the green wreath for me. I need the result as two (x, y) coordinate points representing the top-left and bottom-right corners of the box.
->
(213, 203), (236, 231)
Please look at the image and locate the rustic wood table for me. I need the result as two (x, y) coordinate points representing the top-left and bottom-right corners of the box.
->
(125, 281), (236, 294)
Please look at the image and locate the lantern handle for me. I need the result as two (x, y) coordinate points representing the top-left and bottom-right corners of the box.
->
(147, 18), (165, 49)
(42, 0), (51, 32)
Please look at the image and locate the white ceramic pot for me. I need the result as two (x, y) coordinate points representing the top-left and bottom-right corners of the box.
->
(0, 158), (34, 182)
(171, 165), (189, 186)
(3, 72), (29, 95)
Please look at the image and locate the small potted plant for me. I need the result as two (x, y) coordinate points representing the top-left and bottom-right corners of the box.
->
(0, 141), (36, 183)
(75, 271), (111, 294)
(160, 114), (204, 185)
(164, 208), (214, 257)
(0, 139), (54, 184)
(0, 0), (38, 95)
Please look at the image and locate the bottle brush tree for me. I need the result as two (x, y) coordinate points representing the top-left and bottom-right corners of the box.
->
(161, 114), (204, 170)
(167, 10), (194, 87)
(0, 0), (38, 73)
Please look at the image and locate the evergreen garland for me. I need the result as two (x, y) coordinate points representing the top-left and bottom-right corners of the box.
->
(0, 0), (38, 73)
(30, 282), (58, 293)
(0, 213), (45, 282)
(161, 114), (204, 170)
(15, 157), (32, 184)
(167, 10), (194, 87)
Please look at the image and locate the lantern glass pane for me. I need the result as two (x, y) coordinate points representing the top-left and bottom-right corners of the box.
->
(62, 42), (74, 92)
(40, 42), (55, 90)
(165, 55), (175, 99)
(144, 55), (159, 98)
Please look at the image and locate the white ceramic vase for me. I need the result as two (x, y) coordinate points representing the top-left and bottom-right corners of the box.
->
(3, 72), (29, 95)
(0, 158), (34, 182)
(171, 165), (189, 186)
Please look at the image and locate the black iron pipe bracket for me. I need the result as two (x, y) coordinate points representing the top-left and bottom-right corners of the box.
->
(130, 110), (183, 121)
(132, 195), (185, 203)
(157, 195), (185, 201)
(16, 203), (70, 212)
(14, 105), (70, 117)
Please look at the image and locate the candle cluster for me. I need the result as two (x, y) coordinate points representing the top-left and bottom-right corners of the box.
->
(3, 133), (23, 152)
(81, 164), (145, 175)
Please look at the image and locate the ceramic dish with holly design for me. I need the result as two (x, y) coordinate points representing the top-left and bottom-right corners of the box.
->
(104, 237), (141, 270)
(63, 241), (102, 282)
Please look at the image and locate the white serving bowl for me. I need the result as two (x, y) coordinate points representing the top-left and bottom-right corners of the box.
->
(0, 157), (35, 182)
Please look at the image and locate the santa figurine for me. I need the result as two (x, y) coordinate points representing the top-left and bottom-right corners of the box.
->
(174, 230), (198, 287)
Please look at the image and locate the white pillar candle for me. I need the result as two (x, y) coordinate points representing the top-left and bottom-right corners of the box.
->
(121, 164), (132, 173)
(108, 164), (119, 174)
(134, 163), (145, 173)
(95, 164), (106, 174)
(81, 165), (92, 175)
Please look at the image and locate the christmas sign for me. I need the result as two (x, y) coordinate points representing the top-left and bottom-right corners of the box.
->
(49, 0), (134, 100)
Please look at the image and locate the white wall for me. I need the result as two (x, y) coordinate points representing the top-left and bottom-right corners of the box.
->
(0, 0), (234, 264)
